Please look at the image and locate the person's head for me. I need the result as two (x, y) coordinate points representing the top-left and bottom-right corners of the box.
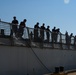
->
(37, 22), (39, 25)
(70, 33), (73, 36)
(54, 26), (56, 29)
(13, 16), (16, 20)
(47, 26), (50, 28)
(42, 23), (45, 26)
(23, 19), (27, 22)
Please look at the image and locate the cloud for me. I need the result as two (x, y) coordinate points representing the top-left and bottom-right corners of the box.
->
(64, 0), (70, 4)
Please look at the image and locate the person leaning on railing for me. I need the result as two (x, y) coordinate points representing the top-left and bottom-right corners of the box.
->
(18, 19), (27, 38)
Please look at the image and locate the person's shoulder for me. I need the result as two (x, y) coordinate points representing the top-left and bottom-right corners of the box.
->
(20, 21), (25, 25)
(44, 27), (45, 29)
(12, 20), (14, 23)
(20, 21), (23, 23)
(15, 19), (18, 22)
(16, 19), (18, 21)
(41, 26), (42, 28)
(20, 21), (23, 24)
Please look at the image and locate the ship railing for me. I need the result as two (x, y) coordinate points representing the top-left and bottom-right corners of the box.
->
(27, 27), (75, 49)
(0, 21), (75, 50)
(0, 21), (11, 36)
(28, 27), (75, 44)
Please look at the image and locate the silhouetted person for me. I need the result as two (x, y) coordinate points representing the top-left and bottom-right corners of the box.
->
(65, 31), (69, 44)
(46, 26), (50, 42)
(55, 28), (60, 42)
(18, 19), (27, 38)
(34, 22), (39, 41)
(29, 31), (33, 40)
(11, 16), (19, 36)
(51, 26), (56, 43)
(74, 35), (76, 45)
(69, 33), (73, 44)
(51, 27), (60, 43)
(40, 23), (45, 41)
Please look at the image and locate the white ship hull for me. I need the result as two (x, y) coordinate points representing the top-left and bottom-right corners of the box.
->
(0, 45), (76, 75)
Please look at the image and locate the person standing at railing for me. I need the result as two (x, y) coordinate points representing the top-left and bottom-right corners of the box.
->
(46, 26), (50, 42)
(65, 31), (69, 45)
(74, 35), (76, 45)
(34, 22), (39, 41)
(51, 26), (56, 43)
(18, 19), (27, 38)
(40, 23), (46, 41)
(55, 28), (60, 43)
(69, 33), (73, 44)
(52, 27), (60, 43)
(11, 16), (19, 36)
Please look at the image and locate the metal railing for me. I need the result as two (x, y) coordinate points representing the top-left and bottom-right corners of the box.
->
(0, 21), (75, 50)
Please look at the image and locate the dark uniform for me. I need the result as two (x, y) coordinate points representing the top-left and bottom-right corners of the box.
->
(18, 19), (27, 38)
(46, 26), (50, 42)
(34, 22), (39, 41)
(12, 16), (18, 35)
(40, 23), (45, 41)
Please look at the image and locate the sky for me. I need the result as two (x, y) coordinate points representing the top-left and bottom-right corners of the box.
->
(0, 0), (76, 35)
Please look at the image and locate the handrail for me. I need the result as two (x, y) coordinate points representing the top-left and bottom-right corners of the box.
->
(0, 21), (76, 50)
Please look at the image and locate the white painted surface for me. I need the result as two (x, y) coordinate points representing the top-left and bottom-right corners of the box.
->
(0, 45), (76, 75)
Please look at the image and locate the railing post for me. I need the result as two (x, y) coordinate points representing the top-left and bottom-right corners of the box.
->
(60, 33), (63, 49)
